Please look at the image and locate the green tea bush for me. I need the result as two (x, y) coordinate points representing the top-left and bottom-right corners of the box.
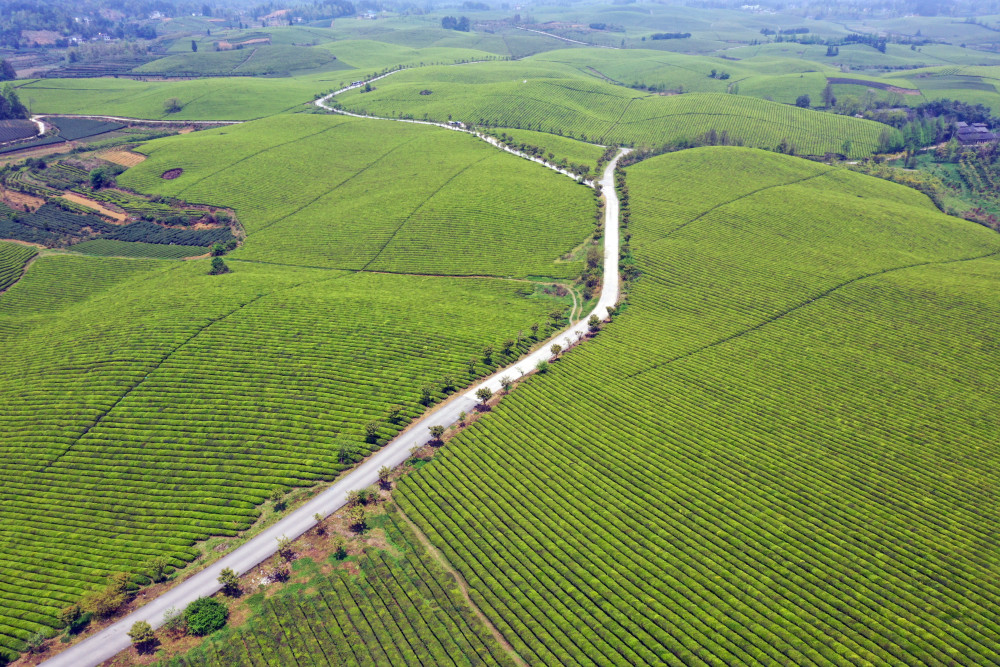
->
(184, 598), (227, 636)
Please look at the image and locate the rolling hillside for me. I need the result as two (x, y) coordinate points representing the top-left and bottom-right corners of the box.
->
(334, 63), (896, 155)
(120, 115), (595, 278)
(395, 148), (1000, 665)
(0, 117), (595, 655)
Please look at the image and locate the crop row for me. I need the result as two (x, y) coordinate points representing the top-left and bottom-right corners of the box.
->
(162, 510), (514, 666)
(396, 148), (1000, 665)
(67, 239), (208, 258)
(71, 186), (205, 220)
(0, 256), (560, 646)
(337, 68), (893, 156)
(0, 242), (36, 292)
(117, 114), (594, 278)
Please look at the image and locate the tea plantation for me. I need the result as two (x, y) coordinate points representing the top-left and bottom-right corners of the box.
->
(396, 148), (1000, 666)
(0, 116), (592, 654)
(119, 115), (594, 278)
(334, 63), (893, 156)
(158, 507), (516, 667)
(0, 242), (36, 293)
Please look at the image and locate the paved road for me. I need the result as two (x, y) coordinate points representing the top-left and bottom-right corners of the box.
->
(41, 83), (626, 667)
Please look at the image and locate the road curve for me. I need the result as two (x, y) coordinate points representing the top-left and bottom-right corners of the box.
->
(41, 84), (625, 667)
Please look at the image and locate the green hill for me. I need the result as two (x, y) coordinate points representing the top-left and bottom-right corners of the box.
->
(334, 63), (896, 155)
(396, 147), (1000, 665)
(134, 44), (350, 77)
(0, 116), (594, 655)
(120, 114), (595, 278)
(0, 242), (36, 293)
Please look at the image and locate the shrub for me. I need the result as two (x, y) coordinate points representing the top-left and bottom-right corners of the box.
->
(209, 256), (230, 275)
(128, 620), (156, 651)
(277, 535), (295, 560)
(184, 597), (228, 636)
(218, 567), (240, 596)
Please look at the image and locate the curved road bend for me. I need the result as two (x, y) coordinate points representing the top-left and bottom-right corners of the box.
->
(41, 95), (626, 667)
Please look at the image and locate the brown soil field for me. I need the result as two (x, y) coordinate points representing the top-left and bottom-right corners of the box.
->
(59, 192), (129, 223)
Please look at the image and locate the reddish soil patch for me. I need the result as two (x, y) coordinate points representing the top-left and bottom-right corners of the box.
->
(161, 168), (183, 180)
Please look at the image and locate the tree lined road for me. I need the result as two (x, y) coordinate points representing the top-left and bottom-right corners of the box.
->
(41, 81), (626, 667)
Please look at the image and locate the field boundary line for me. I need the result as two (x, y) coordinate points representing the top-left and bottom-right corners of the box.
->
(359, 152), (494, 271)
(0, 252), (38, 296)
(251, 133), (423, 234)
(34, 292), (270, 474)
(657, 167), (836, 239)
(395, 506), (529, 667)
(174, 123), (348, 198)
(626, 250), (1000, 380)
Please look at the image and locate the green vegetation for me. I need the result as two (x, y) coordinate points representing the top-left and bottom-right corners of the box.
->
(120, 115), (593, 277)
(185, 598), (228, 636)
(158, 507), (515, 666)
(67, 240), (207, 258)
(333, 62), (894, 156)
(135, 45), (349, 77)
(15, 77), (322, 120)
(0, 241), (35, 292)
(0, 110), (587, 652)
(397, 147), (1000, 666)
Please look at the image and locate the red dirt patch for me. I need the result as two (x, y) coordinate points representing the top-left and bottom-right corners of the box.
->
(161, 168), (183, 180)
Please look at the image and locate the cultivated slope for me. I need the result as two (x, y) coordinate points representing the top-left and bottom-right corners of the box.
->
(332, 62), (894, 156)
(397, 147), (1000, 666)
(0, 117), (596, 655)
(120, 115), (595, 278)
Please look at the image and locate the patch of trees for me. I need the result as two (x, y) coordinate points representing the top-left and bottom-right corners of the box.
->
(0, 60), (14, 81)
(0, 84), (27, 120)
(441, 16), (471, 31)
(842, 33), (888, 53)
(650, 32), (691, 40)
(708, 69), (730, 80)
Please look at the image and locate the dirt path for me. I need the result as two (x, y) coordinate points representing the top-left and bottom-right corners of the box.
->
(396, 508), (528, 666)
(58, 192), (128, 222)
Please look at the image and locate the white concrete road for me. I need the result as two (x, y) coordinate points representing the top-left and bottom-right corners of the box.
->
(41, 79), (626, 667)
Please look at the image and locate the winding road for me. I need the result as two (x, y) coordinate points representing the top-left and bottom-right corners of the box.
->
(40, 77), (626, 667)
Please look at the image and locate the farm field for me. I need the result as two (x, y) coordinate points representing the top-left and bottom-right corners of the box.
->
(0, 110), (594, 655)
(0, 255), (564, 655)
(0, 242), (36, 292)
(396, 147), (1000, 666)
(333, 63), (895, 155)
(156, 506), (516, 667)
(134, 44), (350, 77)
(13, 77), (322, 120)
(66, 240), (208, 259)
(119, 114), (594, 278)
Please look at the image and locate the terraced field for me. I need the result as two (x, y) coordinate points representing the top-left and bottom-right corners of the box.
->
(334, 64), (895, 155)
(120, 114), (594, 278)
(0, 242), (36, 292)
(159, 507), (516, 667)
(396, 148), (1000, 665)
